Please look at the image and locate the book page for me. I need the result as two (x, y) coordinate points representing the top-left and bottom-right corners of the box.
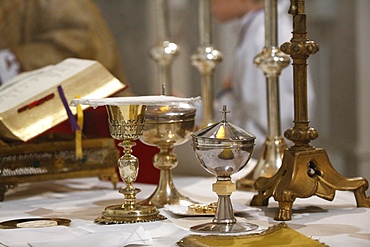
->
(0, 58), (96, 114)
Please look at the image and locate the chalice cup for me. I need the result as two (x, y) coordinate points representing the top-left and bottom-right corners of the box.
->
(190, 106), (258, 233)
(95, 104), (165, 224)
(140, 102), (198, 208)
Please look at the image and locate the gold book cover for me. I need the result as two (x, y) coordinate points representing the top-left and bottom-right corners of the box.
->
(0, 58), (125, 142)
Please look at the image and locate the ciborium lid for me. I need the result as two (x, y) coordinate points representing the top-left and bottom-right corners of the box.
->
(144, 103), (196, 123)
(192, 105), (255, 148)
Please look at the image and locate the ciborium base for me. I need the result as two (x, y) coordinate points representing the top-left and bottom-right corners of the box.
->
(94, 204), (166, 224)
(250, 148), (370, 221)
(190, 222), (258, 234)
(191, 179), (259, 234)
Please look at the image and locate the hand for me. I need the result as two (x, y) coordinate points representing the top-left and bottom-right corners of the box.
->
(0, 49), (20, 85)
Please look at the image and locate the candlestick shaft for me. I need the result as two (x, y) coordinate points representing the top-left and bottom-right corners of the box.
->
(155, 0), (170, 42)
(192, 0), (222, 126)
(150, 0), (179, 95)
(280, 4), (319, 149)
(264, 0), (277, 47)
(199, 0), (212, 47)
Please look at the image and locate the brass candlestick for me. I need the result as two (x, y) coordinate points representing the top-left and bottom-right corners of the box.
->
(236, 0), (290, 191)
(250, 0), (370, 221)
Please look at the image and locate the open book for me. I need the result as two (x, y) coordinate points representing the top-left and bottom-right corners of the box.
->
(0, 58), (125, 142)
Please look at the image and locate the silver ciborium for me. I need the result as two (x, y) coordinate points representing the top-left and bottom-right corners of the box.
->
(190, 105), (258, 233)
(140, 102), (198, 208)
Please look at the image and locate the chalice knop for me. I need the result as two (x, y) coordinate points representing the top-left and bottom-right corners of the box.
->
(190, 105), (258, 233)
(140, 102), (198, 208)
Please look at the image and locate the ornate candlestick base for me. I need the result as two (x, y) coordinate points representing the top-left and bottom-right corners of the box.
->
(251, 148), (370, 221)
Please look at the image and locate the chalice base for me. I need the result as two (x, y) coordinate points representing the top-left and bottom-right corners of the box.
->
(250, 148), (370, 221)
(94, 204), (166, 224)
(190, 222), (258, 234)
(139, 169), (198, 208)
(139, 184), (198, 208)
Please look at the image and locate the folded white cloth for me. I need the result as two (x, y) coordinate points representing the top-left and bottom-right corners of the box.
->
(0, 224), (153, 247)
(70, 95), (201, 108)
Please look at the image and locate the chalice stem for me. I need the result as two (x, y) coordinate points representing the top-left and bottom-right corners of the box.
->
(119, 185), (138, 211)
(117, 140), (140, 209)
(118, 140), (136, 159)
(139, 145), (197, 207)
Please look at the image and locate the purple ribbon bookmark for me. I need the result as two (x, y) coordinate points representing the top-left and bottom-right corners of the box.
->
(57, 85), (80, 131)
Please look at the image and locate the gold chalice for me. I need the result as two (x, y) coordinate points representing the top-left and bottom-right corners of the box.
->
(95, 104), (167, 224)
(139, 102), (198, 208)
(69, 96), (185, 224)
(190, 106), (258, 233)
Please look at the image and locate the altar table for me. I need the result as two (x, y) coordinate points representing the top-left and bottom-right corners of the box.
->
(0, 172), (369, 246)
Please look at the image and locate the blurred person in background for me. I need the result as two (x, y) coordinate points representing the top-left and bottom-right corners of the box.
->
(0, 0), (126, 85)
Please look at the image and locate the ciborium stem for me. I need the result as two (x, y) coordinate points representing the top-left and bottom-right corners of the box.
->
(213, 180), (236, 225)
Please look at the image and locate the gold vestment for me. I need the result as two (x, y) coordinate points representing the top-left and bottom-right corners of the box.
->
(0, 0), (126, 82)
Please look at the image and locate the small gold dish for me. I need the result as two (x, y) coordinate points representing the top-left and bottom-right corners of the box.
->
(188, 202), (217, 214)
(0, 218), (71, 229)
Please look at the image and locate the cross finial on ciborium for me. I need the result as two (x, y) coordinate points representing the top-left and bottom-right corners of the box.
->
(250, 0), (370, 221)
(220, 105), (230, 122)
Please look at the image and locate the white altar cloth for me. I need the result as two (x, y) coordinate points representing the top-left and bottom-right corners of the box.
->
(0, 174), (369, 246)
